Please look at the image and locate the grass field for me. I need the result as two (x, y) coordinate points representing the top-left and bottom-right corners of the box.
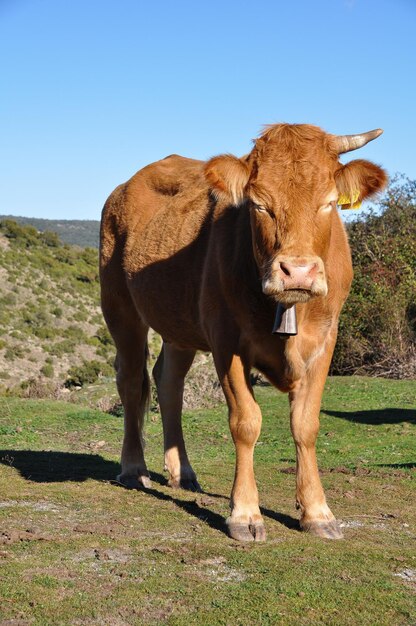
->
(0, 376), (415, 625)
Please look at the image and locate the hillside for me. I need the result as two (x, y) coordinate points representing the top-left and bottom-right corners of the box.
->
(0, 215), (100, 248)
(0, 219), (113, 392)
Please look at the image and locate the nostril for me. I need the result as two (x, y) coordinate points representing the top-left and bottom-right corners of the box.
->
(307, 263), (318, 279)
(279, 262), (291, 277)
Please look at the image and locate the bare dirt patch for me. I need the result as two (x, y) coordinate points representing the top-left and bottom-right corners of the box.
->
(394, 568), (416, 591)
(0, 529), (50, 544)
(183, 555), (247, 583)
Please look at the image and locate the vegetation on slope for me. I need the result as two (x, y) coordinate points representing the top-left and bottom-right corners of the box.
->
(0, 219), (114, 392)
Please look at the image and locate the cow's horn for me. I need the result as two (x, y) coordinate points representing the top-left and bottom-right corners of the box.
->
(333, 129), (383, 154)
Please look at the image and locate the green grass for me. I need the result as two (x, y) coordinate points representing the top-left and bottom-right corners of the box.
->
(0, 377), (415, 625)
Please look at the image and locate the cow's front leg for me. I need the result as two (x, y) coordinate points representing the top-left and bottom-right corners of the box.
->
(289, 343), (343, 539)
(214, 353), (266, 542)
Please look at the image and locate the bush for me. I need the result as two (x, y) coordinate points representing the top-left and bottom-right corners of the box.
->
(40, 230), (60, 247)
(332, 176), (416, 378)
(44, 339), (75, 357)
(0, 293), (17, 306)
(95, 325), (114, 346)
(4, 345), (25, 361)
(62, 325), (88, 342)
(22, 307), (51, 330)
(41, 363), (54, 378)
(72, 309), (88, 322)
(65, 359), (113, 388)
(17, 377), (61, 399)
(0, 220), (39, 248)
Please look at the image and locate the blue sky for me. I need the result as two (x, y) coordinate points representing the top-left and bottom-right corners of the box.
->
(1, 0), (415, 220)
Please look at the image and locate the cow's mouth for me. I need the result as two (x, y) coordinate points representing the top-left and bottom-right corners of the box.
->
(262, 280), (328, 304)
(262, 285), (314, 304)
(277, 289), (314, 304)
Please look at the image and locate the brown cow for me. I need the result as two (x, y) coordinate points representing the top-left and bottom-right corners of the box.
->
(100, 123), (387, 542)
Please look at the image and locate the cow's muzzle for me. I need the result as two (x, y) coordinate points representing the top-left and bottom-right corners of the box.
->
(262, 256), (327, 303)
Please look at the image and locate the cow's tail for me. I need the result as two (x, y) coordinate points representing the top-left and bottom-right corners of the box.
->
(140, 341), (151, 438)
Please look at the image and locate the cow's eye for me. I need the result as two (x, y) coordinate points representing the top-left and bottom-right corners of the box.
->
(254, 204), (273, 216)
(319, 201), (335, 214)
(251, 201), (275, 220)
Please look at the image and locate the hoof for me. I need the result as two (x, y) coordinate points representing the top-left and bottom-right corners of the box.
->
(301, 519), (343, 540)
(168, 477), (202, 492)
(116, 474), (152, 490)
(226, 518), (267, 542)
(181, 478), (202, 492)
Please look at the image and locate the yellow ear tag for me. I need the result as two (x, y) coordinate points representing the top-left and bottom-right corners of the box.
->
(338, 190), (361, 210)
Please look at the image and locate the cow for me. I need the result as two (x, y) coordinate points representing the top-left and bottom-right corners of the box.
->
(100, 123), (387, 542)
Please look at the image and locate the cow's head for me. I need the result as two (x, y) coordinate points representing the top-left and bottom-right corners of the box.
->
(204, 124), (387, 303)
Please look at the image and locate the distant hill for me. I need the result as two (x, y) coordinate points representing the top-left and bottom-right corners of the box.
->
(0, 215), (100, 248)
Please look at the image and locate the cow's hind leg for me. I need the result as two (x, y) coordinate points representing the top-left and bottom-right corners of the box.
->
(289, 335), (343, 539)
(103, 297), (151, 490)
(153, 342), (200, 491)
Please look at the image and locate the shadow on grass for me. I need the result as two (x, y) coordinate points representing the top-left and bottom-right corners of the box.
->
(138, 485), (227, 534)
(373, 462), (415, 470)
(260, 506), (300, 531)
(322, 408), (415, 425)
(0, 449), (300, 536)
(0, 449), (122, 482)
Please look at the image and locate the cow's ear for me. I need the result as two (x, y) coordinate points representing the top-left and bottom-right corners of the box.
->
(335, 160), (388, 205)
(204, 154), (250, 206)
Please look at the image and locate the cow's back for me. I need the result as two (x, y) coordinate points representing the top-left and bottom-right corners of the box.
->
(100, 155), (213, 349)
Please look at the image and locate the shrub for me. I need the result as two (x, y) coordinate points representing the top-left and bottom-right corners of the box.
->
(40, 230), (60, 247)
(0, 293), (17, 306)
(76, 271), (98, 284)
(4, 345), (25, 361)
(41, 363), (54, 378)
(38, 278), (49, 290)
(72, 309), (88, 322)
(107, 402), (124, 417)
(95, 343), (115, 359)
(22, 308), (51, 329)
(65, 359), (113, 388)
(95, 325), (114, 346)
(332, 176), (416, 378)
(0, 220), (39, 248)
(17, 377), (61, 399)
(45, 339), (75, 357)
(62, 325), (88, 342)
